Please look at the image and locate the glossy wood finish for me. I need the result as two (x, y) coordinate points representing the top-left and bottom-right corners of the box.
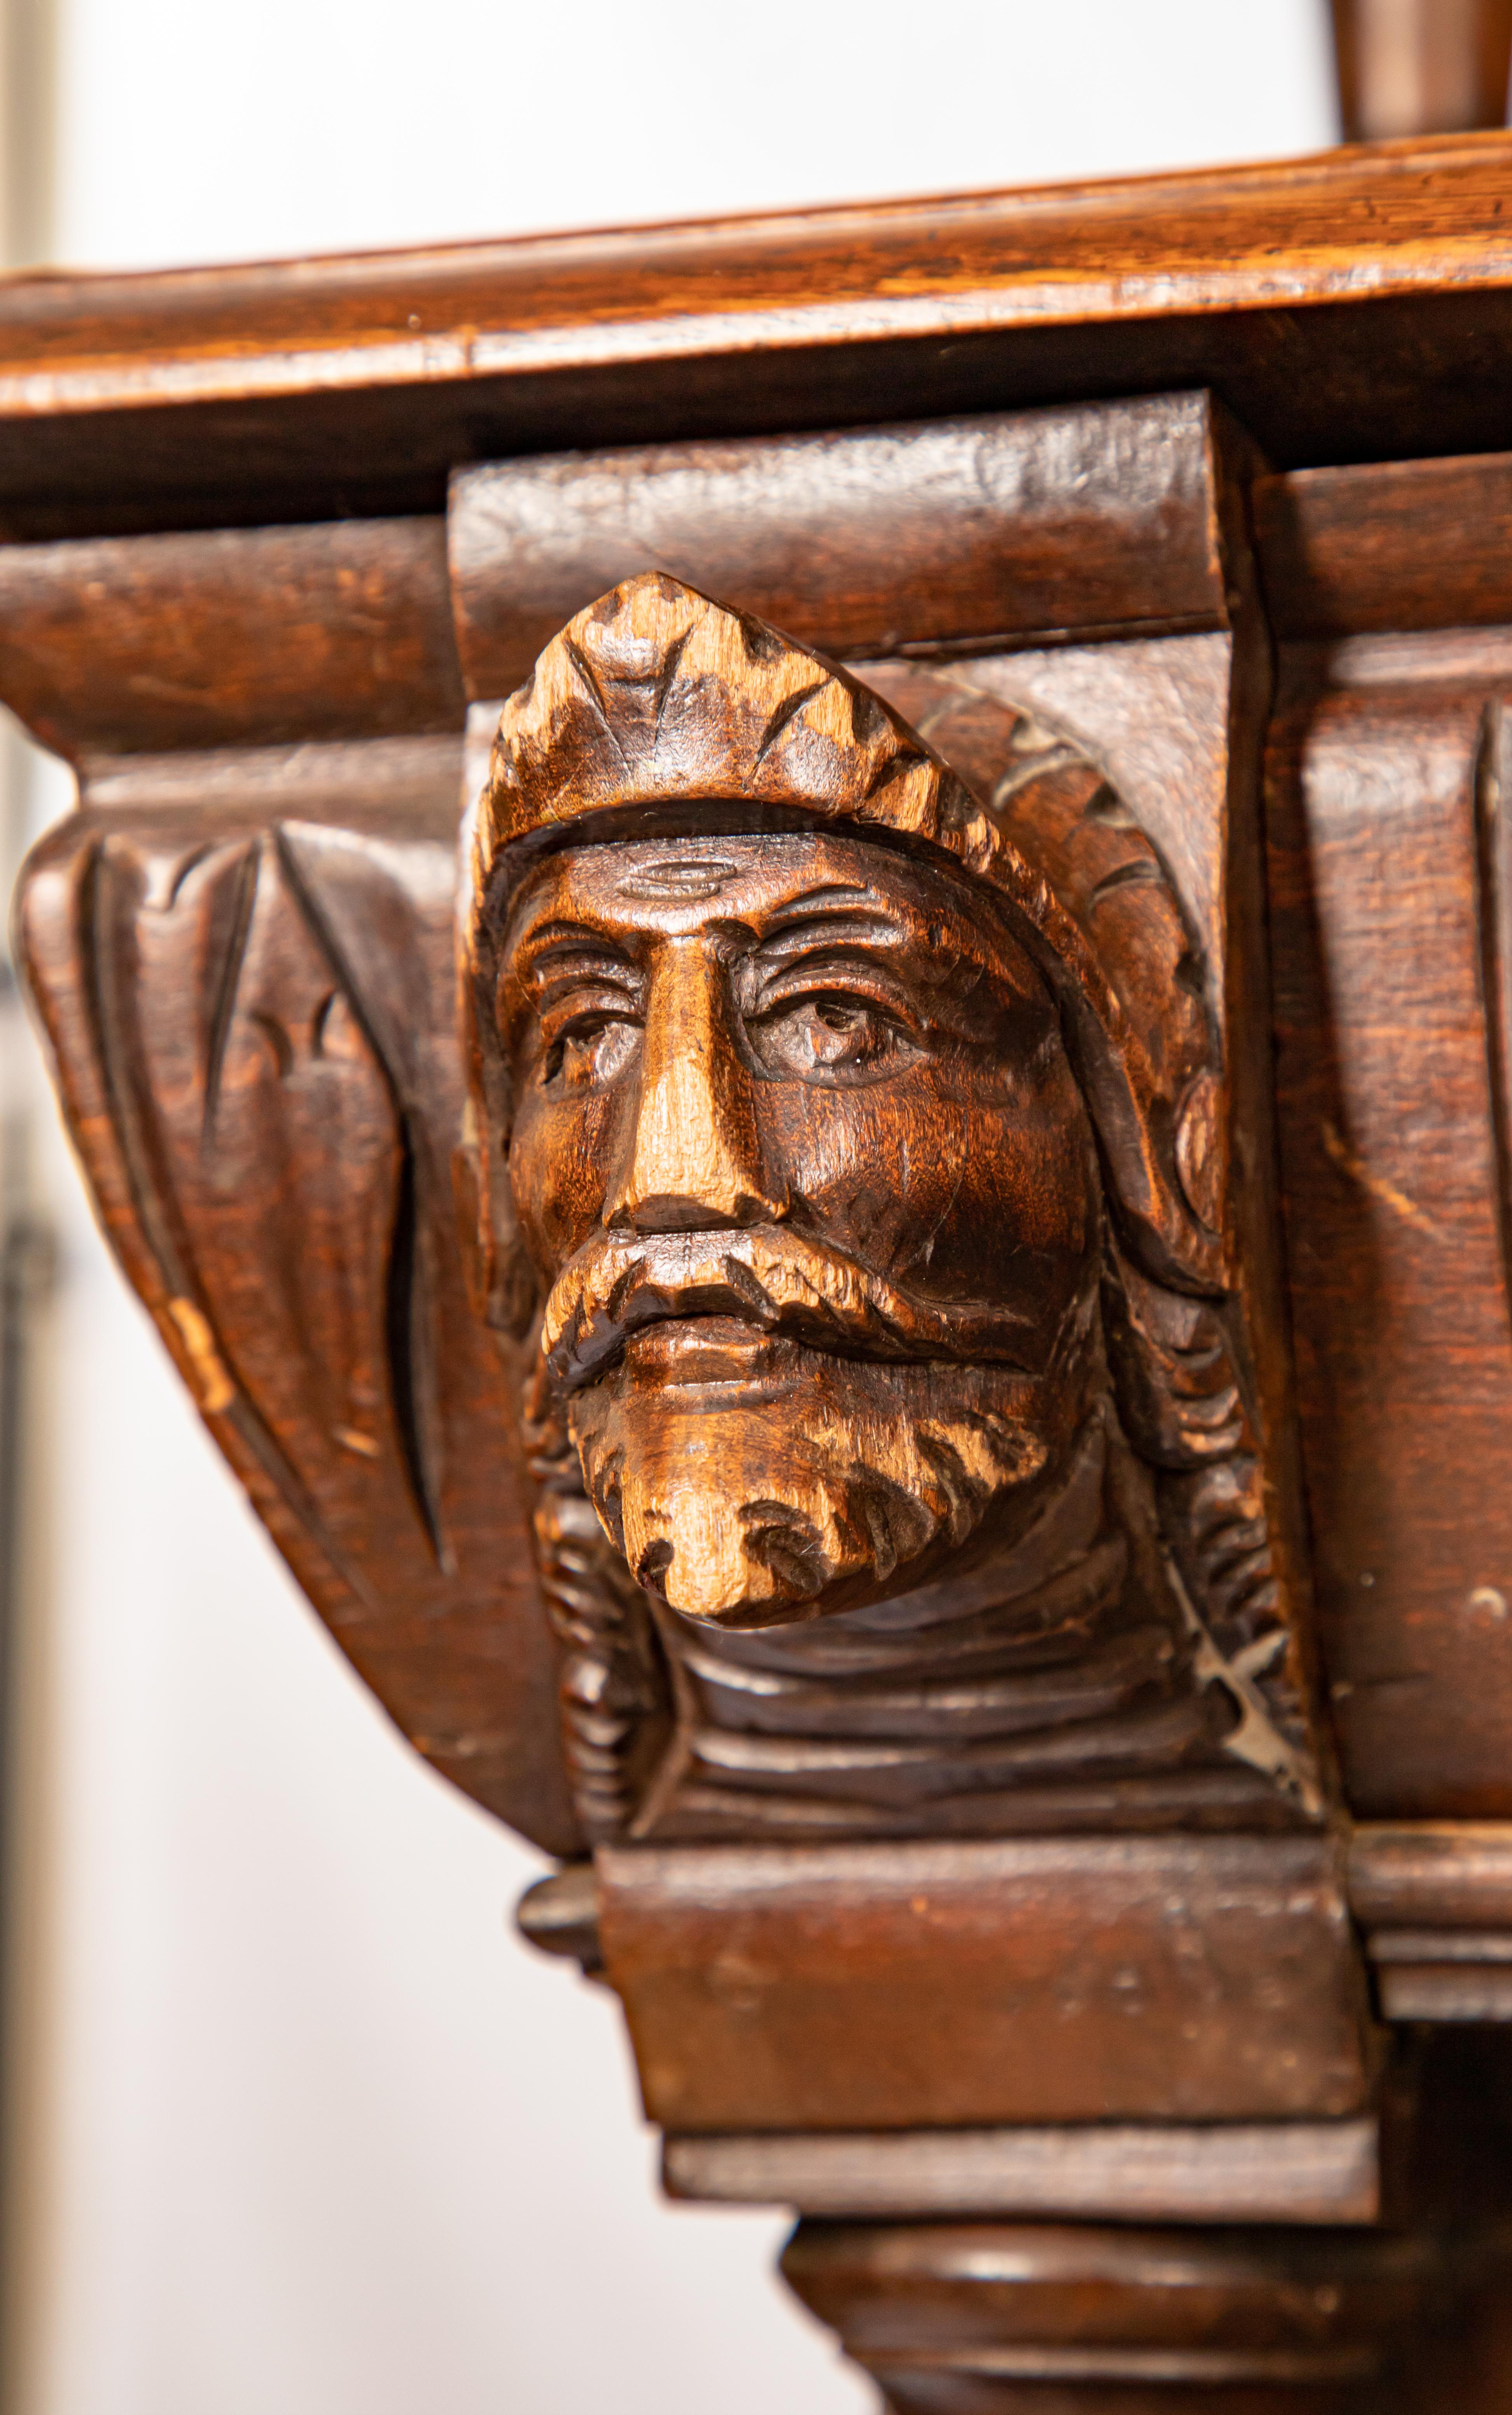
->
(0, 517), (461, 757)
(462, 545), (1318, 1849)
(1256, 453), (1512, 638)
(776, 2031), (1512, 2409)
(1352, 1820), (1512, 1922)
(7, 136), (1512, 537)
(14, 401), (1337, 1877)
(1352, 1822), (1512, 2016)
(15, 140), (1512, 2413)
(448, 397), (1234, 699)
(18, 743), (577, 1854)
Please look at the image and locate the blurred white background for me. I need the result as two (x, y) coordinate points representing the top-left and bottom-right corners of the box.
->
(0, 5), (1338, 2411)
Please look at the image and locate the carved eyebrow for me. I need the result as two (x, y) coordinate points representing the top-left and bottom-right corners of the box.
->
(753, 885), (905, 956)
(753, 916), (904, 963)
(512, 920), (638, 991)
(753, 888), (1034, 1007)
(761, 882), (878, 923)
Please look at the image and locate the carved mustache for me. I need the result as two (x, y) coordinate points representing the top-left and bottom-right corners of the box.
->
(540, 1225), (1050, 1393)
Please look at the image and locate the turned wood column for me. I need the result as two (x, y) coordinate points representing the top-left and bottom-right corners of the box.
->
(1331, 0), (1512, 140)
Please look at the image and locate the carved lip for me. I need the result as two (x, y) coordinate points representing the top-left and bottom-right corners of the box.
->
(617, 1316), (804, 1393)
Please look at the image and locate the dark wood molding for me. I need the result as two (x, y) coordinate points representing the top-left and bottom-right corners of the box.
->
(448, 397), (1234, 698)
(0, 517), (461, 758)
(1255, 452), (1512, 639)
(600, 1837), (1371, 2133)
(5, 136), (1512, 535)
(782, 2218), (1444, 2403)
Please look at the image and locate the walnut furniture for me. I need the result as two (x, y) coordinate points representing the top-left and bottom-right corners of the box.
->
(13, 132), (1512, 2409)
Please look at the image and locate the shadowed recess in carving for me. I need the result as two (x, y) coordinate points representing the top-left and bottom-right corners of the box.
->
(383, 1129), (447, 1569)
(273, 827), (449, 1572)
(1476, 701), (1512, 1316)
(200, 844), (258, 1145)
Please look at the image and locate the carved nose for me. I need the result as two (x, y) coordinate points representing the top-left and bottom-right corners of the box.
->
(605, 944), (777, 1234)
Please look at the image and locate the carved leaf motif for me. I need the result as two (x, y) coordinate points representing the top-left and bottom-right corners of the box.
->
(133, 832), (410, 1564)
(19, 806), (577, 1854)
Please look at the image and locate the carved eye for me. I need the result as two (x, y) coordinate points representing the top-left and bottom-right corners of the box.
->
(746, 995), (921, 1085)
(543, 1016), (640, 1092)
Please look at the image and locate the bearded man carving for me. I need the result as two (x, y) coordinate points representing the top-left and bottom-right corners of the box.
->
(461, 574), (1318, 1845)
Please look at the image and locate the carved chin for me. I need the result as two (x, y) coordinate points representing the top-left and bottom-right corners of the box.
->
(564, 1345), (1059, 1628)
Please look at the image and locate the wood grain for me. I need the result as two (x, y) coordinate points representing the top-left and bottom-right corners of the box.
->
(1266, 639), (1512, 1814)
(597, 1836), (1370, 2132)
(18, 739), (575, 1854)
(0, 516), (462, 758)
(15, 140), (1512, 2412)
(1255, 454), (1512, 638)
(448, 398), (1230, 699)
(7, 426), (1325, 1866)
(468, 577), (1322, 1838)
(5, 136), (1512, 534)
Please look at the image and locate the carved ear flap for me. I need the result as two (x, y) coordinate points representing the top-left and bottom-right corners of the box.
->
(453, 1094), (539, 1340)
(456, 799), (539, 1343)
(853, 670), (1225, 1299)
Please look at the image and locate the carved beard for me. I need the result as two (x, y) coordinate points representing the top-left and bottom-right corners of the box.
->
(560, 1327), (1083, 1629)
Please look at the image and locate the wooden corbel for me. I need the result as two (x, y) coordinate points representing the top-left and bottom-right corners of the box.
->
(12, 143), (1512, 2408)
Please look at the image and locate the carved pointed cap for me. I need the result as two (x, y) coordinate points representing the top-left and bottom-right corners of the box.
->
(472, 571), (975, 863)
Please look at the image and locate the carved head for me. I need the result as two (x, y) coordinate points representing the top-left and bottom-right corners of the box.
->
(462, 575), (1223, 1632)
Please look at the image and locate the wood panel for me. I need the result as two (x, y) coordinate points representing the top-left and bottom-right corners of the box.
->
(1255, 454), (1512, 639)
(598, 1837), (1370, 2133)
(1267, 638), (1512, 1814)
(448, 398), (1231, 699)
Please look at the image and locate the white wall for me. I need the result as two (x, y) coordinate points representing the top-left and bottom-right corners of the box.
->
(12, 7), (1338, 2411)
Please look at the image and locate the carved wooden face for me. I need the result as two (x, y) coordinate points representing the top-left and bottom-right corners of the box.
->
(497, 827), (1102, 1627)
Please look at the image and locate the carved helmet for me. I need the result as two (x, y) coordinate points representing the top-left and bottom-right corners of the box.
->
(461, 571), (1224, 1322)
